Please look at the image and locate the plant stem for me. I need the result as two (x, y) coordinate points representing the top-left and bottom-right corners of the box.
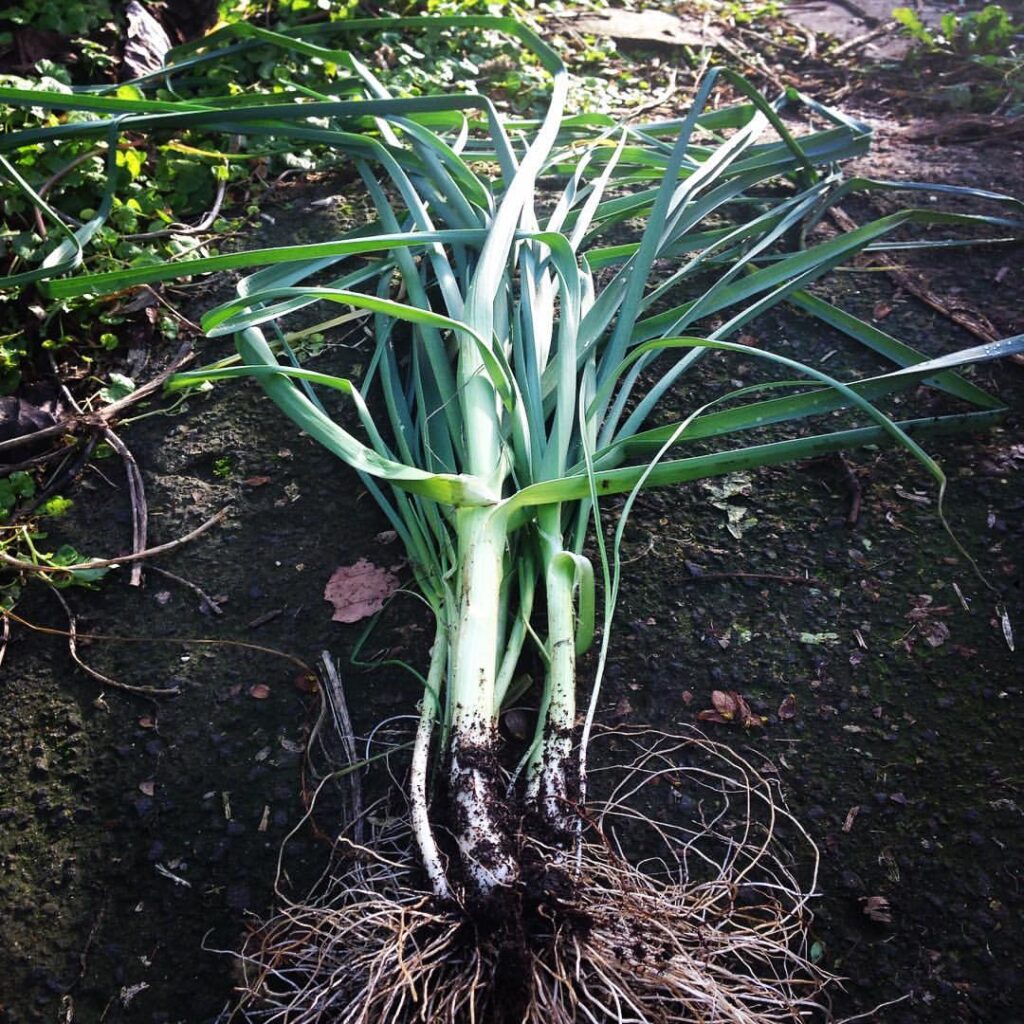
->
(447, 506), (517, 894)
(409, 621), (451, 900)
(526, 508), (579, 842)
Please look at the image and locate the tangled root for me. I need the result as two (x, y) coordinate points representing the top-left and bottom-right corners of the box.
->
(231, 729), (831, 1023)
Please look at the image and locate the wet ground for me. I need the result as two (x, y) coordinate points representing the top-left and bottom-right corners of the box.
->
(1, 52), (1022, 1024)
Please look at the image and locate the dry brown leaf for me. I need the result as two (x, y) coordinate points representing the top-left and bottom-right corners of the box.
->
(861, 895), (893, 924)
(138, 780), (155, 797)
(778, 693), (797, 721)
(696, 710), (730, 724)
(711, 690), (739, 719)
(123, 0), (172, 77)
(700, 690), (763, 728)
(734, 692), (762, 728)
(249, 683), (271, 700)
(324, 559), (400, 623)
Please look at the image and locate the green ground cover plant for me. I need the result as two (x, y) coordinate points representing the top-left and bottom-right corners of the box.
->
(893, 2), (1023, 112)
(1, 12), (1023, 1023)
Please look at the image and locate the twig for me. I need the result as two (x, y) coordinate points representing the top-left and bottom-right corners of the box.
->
(100, 428), (148, 586)
(44, 353), (148, 583)
(148, 564), (224, 615)
(832, 21), (896, 57)
(0, 343), (194, 459)
(716, 38), (787, 93)
(0, 445), (75, 477)
(829, 204), (1004, 345)
(0, 506), (229, 574)
(0, 420), (75, 459)
(248, 608), (283, 628)
(140, 286), (202, 334)
(99, 342), (195, 419)
(76, 900), (107, 986)
(621, 534), (656, 565)
(319, 651), (366, 845)
(2, 606), (313, 674)
(33, 148), (104, 240)
(48, 585), (180, 697)
(10, 435), (98, 521)
(123, 176), (228, 241)
(622, 68), (678, 121)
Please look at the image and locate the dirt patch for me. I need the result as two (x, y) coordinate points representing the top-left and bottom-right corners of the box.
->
(0, 190), (429, 1019)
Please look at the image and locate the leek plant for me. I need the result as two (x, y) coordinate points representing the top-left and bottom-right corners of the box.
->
(2, 15), (1023, 1022)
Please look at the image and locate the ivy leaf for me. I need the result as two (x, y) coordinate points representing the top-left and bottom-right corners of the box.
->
(100, 372), (136, 403)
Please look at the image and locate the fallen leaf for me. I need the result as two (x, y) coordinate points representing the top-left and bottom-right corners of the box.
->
(700, 690), (763, 728)
(138, 715), (157, 730)
(138, 780), (155, 797)
(123, 0), (172, 77)
(242, 475), (272, 487)
(778, 693), (797, 720)
(734, 692), (762, 728)
(711, 690), (739, 719)
(612, 696), (633, 720)
(921, 620), (951, 648)
(696, 709), (730, 724)
(249, 684), (271, 700)
(681, 689), (694, 706)
(842, 805), (861, 833)
(872, 300), (893, 320)
(324, 559), (400, 623)
(375, 530), (398, 544)
(861, 895), (893, 924)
